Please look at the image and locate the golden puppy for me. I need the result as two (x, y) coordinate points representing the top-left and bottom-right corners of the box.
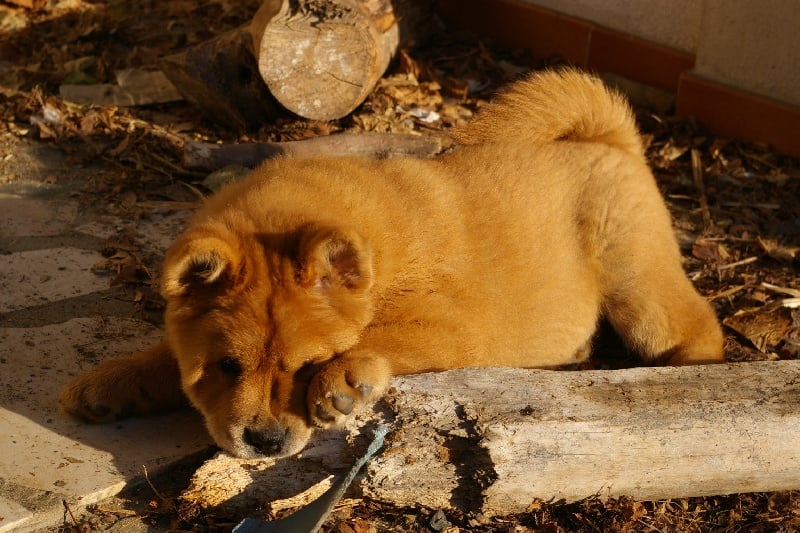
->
(61, 69), (723, 458)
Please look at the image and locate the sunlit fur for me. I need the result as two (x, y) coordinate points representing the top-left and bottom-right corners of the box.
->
(60, 69), (723, 458)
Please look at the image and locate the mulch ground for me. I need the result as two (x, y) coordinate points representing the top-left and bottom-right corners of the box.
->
(1, 0), (798, 531)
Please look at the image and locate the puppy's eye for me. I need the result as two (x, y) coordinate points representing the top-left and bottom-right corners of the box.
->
(218, 357), (242, 378)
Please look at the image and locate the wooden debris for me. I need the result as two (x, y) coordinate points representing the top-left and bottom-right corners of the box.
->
(59, 69), (183, 106)
(708, 284), (747, 301)
(762, 282), (800, 298)
(717, 255), (759, 271)
(179, 361), (800, 518)
(183, 132), (447, 171)
(691, 148), (713, 231)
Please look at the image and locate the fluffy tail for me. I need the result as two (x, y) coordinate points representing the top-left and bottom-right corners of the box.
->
(452, 68), (644, 158)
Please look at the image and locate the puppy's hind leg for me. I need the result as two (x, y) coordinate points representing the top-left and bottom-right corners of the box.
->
(603, 275), (724, 365)
(600, 226), (724, 366)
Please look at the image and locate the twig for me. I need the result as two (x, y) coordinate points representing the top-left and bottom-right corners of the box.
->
(62, 499), (79, 525)
(147, 150), (207, 178)
(92, 505), (139, 517)
(142, 464), (173, 510)
(756, 235), (800, 263)
(667, 194), (697, 202)
(180, 180), (207, 201)
(717, 256), (759, 271)
(708, 284), (747, 301)
(761, 282), (800, 298)
(123, 117), (187, 147)
(781, 298), (800, 309)
(736, 144), (779, 170)
(691, 149), (713, 231)
(634, 518), (662, 533)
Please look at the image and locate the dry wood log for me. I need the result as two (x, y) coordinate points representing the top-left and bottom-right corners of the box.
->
(250, 0), (407, 120)
(159, 28), (280, 132)
(179, 360), (800, 519)
(183, 132), (448, 171)
(161, 0), (429, 127)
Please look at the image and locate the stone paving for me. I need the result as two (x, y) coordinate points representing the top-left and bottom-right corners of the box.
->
(0, 135), (211, 531)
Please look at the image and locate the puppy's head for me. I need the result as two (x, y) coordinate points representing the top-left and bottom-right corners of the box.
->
(160, 223), (374, 458)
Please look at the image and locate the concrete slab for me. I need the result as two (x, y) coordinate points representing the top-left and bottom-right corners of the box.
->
(134, 210), (194, 256)
(0, 497), (32, 532)
(0, 145), (211, 531)
(0, 195), (79, 238)
(0, 247), (107, 313)
(0, 138), (67, 187)
(0, 318), (210, 532)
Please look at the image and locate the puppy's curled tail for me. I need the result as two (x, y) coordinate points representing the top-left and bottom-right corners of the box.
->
(453, 68), (644, 158)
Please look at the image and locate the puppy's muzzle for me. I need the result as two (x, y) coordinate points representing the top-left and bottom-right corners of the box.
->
(243, 426), (287, 456)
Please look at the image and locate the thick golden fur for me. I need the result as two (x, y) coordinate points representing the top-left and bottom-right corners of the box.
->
(61, 69), (724, 458)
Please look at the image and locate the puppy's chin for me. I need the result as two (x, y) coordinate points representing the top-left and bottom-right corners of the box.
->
(210, 423), (314, 459)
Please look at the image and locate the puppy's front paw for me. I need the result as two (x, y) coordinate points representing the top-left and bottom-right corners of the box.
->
(60, 349), (184, 422)
(307, 355), (390, 428)
(60, 362), (142, 422)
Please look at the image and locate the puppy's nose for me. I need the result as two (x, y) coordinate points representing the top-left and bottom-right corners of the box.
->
(243, 426), (286, 456)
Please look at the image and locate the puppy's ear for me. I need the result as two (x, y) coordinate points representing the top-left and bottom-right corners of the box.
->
(296, 225), (373, 293)
(161, 235), (244, 298)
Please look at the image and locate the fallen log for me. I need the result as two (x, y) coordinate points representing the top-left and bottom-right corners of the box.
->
(183, 132), (448, 171)
(179, 360), (800, 519)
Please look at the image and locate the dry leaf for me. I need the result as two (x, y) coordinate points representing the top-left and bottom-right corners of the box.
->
(692, 238), (730, 262)
(92, 250), (148, 285)
(756, 236), (799, 263)
(723, 303), (793, 353)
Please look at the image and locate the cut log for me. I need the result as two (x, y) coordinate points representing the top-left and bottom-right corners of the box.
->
(183, 132), (448, 171)
(159, 27), (281, 132)
(179, 360), (800, 519)
(160, 0), (429, 128)
(251, 0), (419, 120)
